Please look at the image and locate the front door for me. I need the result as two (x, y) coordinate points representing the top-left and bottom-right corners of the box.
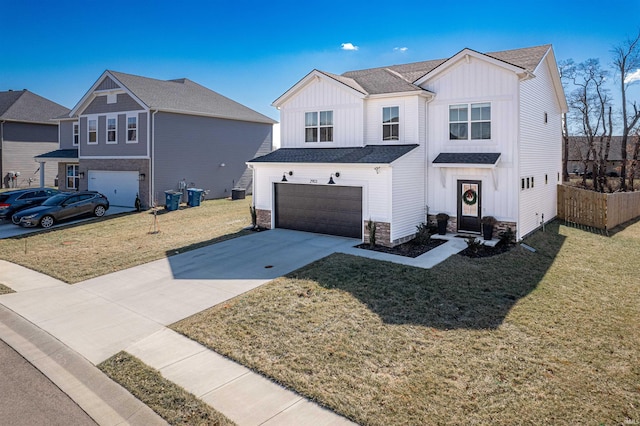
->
(457, 180), (481, 233)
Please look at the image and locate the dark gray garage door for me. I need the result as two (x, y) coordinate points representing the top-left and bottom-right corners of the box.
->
(274, 183), (362, 238)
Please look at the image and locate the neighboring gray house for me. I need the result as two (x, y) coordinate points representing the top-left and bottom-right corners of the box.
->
(566, 135), (640, 177)
(44, 71), (276, 208)
(0, 89), (69, 188)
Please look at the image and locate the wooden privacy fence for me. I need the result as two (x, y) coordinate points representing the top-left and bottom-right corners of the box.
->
(557, 185), (640, 231)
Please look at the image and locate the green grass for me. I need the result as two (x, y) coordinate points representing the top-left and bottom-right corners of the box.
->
(98, 351), (235, 426)
(172, 220), (640, 425)
(0, 197), (253, 283)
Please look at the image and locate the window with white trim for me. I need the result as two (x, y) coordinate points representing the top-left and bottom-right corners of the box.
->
(305, 110), (333, 142)
(73, 123), (79, 146)
(106, 116), (117, 143)
(67, 164), (79, 189)
(382, 106), (399, 141)
(127, 115), (137, 143)
(88, 119), (97, 144)
(449, 103), (491, 140)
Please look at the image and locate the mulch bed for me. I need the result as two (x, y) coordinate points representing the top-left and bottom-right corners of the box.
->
(356, 238), (447, 258)
(458, 240), (514, 258)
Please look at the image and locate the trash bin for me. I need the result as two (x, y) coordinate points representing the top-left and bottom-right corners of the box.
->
(164, 190), (181, 211)
(231, 188), (245, 200)
(187, 188), (204, 207)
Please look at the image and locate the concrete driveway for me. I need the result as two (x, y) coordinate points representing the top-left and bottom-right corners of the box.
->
(0, 229), (358, 364)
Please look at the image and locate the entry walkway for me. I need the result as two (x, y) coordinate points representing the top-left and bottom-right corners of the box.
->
(0, 229), (470, 425)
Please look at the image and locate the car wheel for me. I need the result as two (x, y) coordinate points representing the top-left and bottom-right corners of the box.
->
(94, 205), (106, 217)
(40, 215), (55, 228)
(11, 215), (21, 225)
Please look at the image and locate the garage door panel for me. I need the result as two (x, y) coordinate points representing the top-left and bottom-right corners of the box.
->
(88, 171), (138, 207)
(275, 183), (362, 239)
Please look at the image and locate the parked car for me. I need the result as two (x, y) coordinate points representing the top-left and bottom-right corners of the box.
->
(12, 191), (109, 228)
(0, 188), (60, 221)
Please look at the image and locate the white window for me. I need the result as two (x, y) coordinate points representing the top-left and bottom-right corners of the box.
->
(66, 164), (79, 189)
(106, 116), (117, 143)
(127, 115), (137, 143)
(449, 103), (491, 140)
(382, 106), (399, 141)
(88, 119), (97, 144)
(73, 123), (79, 146)
(305, 110), (333, 142)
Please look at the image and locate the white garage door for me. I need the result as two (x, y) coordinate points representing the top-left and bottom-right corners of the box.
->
(88, 171), (139, 207)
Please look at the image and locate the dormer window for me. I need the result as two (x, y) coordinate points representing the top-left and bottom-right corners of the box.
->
(449, 103), (491, 140)
(305, 110), (333, 142)
(382, 106), (399, 141)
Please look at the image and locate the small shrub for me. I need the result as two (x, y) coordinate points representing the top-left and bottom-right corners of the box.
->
(499, 227), (516, 245)
(366, 219), (377, 248)
(413, 222), (432, 245)
(465, 236), (485, 254)
(436, 213), (449, 221)
(481, 216), (497, 226)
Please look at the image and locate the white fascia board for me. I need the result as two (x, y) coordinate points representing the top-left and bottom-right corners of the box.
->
(536, 46), (569, 113)
(70, 71), (149, 117)
(272, 70), (366, 108)
(414, 48), (526, 86)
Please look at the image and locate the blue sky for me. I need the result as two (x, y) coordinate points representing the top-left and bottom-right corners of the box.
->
(1, 0), (638, 121)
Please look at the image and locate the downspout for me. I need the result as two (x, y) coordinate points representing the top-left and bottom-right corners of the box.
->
(151, 110), (158, 207)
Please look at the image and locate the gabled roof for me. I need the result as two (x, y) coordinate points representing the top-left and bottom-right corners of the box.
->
(248, 144), (419, 164)
(0, 90), (70, 124)
(278, 45), (553, 100)
(71, 71), (276, 124)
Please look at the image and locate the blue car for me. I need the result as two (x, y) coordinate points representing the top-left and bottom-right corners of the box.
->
(12, 191), (110, 228)
(0, 188), (59, 221)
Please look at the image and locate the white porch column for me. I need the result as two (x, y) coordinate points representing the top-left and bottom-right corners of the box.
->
(38, 161), (46, 188)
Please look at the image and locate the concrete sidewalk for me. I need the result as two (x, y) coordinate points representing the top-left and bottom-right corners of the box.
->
(0, 229), (468, 425)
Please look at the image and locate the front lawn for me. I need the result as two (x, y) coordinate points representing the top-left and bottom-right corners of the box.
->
(172, 220), (640, 425)
(0, 198), (253, 283)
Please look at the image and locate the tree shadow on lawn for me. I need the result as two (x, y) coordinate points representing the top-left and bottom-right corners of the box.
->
(287, 223), (566, 330)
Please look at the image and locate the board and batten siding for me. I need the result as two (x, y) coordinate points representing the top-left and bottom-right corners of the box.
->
(153, 112), (272, 200)
(391, 146), (426, 242)
(423, 56), (521, 222)
(278, 76), (364, 148)
(252, 162), (392, 230)
(364, 95), (422, 146)
(82, 93), (145, 115)
(518, 53), (563, 238)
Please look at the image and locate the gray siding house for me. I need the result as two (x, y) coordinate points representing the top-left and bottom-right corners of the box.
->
(50, 71), (276, 208)
(0, 90), (69, 188)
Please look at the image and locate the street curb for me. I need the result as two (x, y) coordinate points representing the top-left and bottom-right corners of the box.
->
(0, 304), (167, 426)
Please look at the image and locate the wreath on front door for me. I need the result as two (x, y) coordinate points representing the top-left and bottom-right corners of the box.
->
(462, 188), (478, 206)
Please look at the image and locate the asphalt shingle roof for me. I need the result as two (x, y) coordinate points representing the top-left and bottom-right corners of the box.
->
(334, 45), (551, 96)
(249, 144), (419, 164)
(108, 71), (276, 124)
(0, 90), (70, 124)
(35, 149), (79, 160)
(433, 152), (501, 165)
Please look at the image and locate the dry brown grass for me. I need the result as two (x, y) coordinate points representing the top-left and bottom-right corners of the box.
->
(0, 283), (15, 295)
(0, 198), (253, 283)
(99, 351), (235, 425)
(173, 220), (640, 425)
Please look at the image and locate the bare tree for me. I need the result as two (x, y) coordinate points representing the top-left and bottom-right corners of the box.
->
(559, 60), (574, 182)
(566, 59), (611, 191)
(612, 32), (640, 191)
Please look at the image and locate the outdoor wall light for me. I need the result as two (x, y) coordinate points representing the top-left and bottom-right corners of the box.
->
(282, 171), (293, 182)
(139, 173), (146, 181)
(328, 174), (336, 184)
(78, 172), (85, 179)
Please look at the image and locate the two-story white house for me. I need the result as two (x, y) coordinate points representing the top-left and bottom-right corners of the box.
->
(249, 45), (567, 245)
